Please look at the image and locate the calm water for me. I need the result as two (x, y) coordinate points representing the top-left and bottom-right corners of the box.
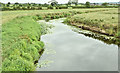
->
(36, 18), (118, 71)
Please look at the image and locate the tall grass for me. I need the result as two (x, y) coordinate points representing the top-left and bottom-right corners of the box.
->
(2, 16), (47, 71)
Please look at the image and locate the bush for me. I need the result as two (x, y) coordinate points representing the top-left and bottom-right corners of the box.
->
(59, 6), (67, 9)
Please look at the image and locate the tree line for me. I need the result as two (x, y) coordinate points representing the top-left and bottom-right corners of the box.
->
(0, 1), (118, 11)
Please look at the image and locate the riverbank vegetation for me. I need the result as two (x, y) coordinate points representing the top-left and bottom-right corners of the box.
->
(2, 16), (48, 71)
(1, 9), (76, 71)
(64, 8), (119, 45)
(2, 8), (119, 71)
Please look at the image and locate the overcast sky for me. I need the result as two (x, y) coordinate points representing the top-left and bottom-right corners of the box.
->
(0, 0), (119, 4)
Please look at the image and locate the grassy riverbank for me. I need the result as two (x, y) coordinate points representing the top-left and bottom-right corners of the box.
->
(2, 8), (118, 71)
(64, 8), (119, 44)
(2, 9), (73, 71)
(2, 16), (46, 71)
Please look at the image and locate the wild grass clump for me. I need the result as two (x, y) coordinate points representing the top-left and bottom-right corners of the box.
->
(2, 16), (46, 71)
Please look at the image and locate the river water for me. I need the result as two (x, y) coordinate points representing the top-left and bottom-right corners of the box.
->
(36, 18), (118, 71)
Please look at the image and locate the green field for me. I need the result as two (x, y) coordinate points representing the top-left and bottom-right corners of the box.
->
(2, 8), (113, 23)
(1, 8), (119, 71)
(65, 8), (119, 37)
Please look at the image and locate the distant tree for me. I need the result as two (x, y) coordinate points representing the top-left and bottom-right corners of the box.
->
(39, 4), (42, 6)
(85, 1), (90, 8)
(68, 2), (71, 5)
(102, 3), (109, 6)
(15, 2), (19, 5)
(93, 3), (96, 5)
(8, 2), (11, 5)
(6, 2), (11, 7)
(48, 0), (58, 6)
(19, 4), (22, 7)
(68, 0), (78, 6)
(75, 2), (78, 6)
(43, 3), (49, 7)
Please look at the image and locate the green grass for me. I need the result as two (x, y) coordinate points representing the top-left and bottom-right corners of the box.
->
(65, 8), (118, 37)
(2, 8), (114, 23)
(2, 16), (46, 71)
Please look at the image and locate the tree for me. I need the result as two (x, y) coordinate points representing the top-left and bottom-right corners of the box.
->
(43, 3), (49, 7)
(75, 2), (78, 6)
(8, 2), (11, 5)
(102, 3), (109, 6)
(68, 0), (78, 6)
(15, 2), (19, 5)
(93, 3), (96, 5)
(48, 0), (58, 6)
(85, 1), (90, 8)
(6, 2), (11, 7)
(68, 2), (71, 5)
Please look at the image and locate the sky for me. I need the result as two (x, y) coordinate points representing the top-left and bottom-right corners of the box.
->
(0, 0), (119, 4)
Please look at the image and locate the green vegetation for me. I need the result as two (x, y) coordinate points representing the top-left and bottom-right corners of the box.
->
(2, 16), (46, 71)
(1, 8), (119, 71)
(85, 1), (90, 8)
(1, 9), (78, 71)
(2, 8), (112, 23)
(64, 8), (119, 44)
(0, 2), (118, 11)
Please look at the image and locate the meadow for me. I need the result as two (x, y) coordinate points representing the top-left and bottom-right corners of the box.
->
(2, 8), (113, 23)
(65, 8), (119, 39)
(1, 8), (119, 71)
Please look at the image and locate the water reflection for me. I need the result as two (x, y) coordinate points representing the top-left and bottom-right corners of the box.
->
(37, 18), (118, 71)
(69, 24), (119, 45)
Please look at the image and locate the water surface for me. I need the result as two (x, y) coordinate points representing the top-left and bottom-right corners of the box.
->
(37, 18), (118, 71)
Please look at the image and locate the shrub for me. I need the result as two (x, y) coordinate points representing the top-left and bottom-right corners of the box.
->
(112, 17), (115, 19)
(38, 16), (43, 20)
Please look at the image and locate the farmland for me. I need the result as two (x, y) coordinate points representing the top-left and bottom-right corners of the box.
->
(1, 8), (119, 71)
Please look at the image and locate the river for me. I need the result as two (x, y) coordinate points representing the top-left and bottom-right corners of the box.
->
(36, 18), (118, 71)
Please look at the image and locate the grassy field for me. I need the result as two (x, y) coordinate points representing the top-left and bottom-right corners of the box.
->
(65, 8), (119, 38)
(1, 8), (118, 71)
(2, 8), (114, 23)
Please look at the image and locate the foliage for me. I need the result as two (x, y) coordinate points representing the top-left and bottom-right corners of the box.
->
(85, 1), (90, 8)
(65, 9), (118, 37)
(2, 16), (46, 71)
(2, 10), (76, 71)
(102, 3), (109, 6)
(2, 7), (119, 71)
(49, 0), (58, 6)
(1, 2), (118, 11)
